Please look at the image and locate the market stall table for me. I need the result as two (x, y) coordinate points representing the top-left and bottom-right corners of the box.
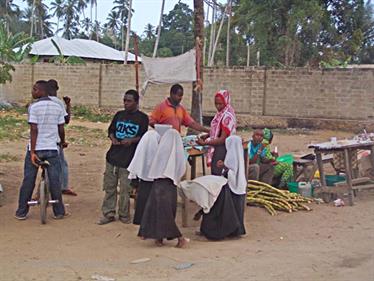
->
(309, 140), (374, 205)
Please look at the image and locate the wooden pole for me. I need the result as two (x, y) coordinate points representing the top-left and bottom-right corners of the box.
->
(208, 4), (215, 64)
(226, 0), (232, 67)
(124, 0), (133, 63)
(191, 0), (204, 126)
(153, 0), (165, 58)
(209, 3), (228, 67)
(133, 34), (140, 93)
(247, 44), (250, 67)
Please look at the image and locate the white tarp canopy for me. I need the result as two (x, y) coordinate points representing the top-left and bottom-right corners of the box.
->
(141, 49), (196, 95)
(29, 37), (140, 62)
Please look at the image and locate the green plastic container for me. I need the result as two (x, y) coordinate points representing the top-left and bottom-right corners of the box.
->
(276, 154), (294, 165)
(325, 175), (346, 186)
(287, 182), (298, 193)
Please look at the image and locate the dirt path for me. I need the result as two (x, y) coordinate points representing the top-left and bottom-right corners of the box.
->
(0, 124), (373, 281)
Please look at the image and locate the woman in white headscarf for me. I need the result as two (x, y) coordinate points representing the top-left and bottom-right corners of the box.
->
(127, 130), (161, 225)
(138, 129), (189, 248)
(199, 135), (246, 240)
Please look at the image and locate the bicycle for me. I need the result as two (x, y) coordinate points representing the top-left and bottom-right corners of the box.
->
(27, 160), (59, 224)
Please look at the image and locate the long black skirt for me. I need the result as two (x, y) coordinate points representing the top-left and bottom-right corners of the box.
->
(230, 191), (246, 236)
(211, 144), (227, 176)
(138, 178), (182, 240)
(200, 184), (246, 240)
(133, 180), (153, 225)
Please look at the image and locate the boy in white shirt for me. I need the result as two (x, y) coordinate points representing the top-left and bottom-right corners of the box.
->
(47, 79), (77, 196)
(15, 80), (67, 220)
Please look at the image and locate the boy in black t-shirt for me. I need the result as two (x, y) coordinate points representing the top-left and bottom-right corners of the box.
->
(97, 90), (149, 225)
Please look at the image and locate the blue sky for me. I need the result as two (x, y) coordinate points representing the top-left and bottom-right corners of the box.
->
(13, 0), (225, 36)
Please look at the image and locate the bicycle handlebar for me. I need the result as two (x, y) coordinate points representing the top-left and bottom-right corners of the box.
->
(36, 160), (50, 167)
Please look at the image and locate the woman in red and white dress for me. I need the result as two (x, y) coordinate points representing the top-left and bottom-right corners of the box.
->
(197, 89), (237, 175)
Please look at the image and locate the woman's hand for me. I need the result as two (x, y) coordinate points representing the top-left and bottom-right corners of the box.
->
(199, 133), (209, 140)
(196, 138), (206, 146)
(216, 160), (224, 168)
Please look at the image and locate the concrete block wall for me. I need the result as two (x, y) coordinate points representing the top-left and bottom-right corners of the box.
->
(2, 63), (373, 122)
(265, 68), (374, 120)
(2, 64), (32, 104)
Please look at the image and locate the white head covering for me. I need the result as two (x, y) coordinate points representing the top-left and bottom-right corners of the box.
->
(179, 175), (227, 213)
(148, 129), (186, 185)
(127, 130), (161, 181)
(224, 135), (247, 195)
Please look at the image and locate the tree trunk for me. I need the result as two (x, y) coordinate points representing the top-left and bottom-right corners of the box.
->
(121, 24), (124, 51)
(30, 0), (36, 37)
(124, 0), (133, 63)
(153, 0), (165, 58)
(226, 1), (232, 67)
(89, 4), (93, 40)
(95, 2), (98, 41)
(190, 0), (204, 127)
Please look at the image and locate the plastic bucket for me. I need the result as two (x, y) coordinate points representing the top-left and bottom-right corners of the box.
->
(287, 182), (298, 193)
(276, 154), (294, 165)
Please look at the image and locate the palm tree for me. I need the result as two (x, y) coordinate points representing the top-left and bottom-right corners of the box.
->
(143, 23), (155, 40)
(77, 0), (87, 19)
(81, 17), (92, 37)
(88, 0), (96, 39)
(1, 0), (20, 34)
(34, 0), (49, 38)
(29, 0), (36, 37)
(106, 10), (119, 35)
(62, 0), (79, 39)
(112, 0), (130, 51)
(50, 0), (65, 36)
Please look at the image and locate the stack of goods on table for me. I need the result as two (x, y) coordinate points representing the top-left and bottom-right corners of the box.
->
(247, 180), (313, 216)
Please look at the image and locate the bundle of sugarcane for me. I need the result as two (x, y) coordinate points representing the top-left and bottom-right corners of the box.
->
(247, 180), (313, 216)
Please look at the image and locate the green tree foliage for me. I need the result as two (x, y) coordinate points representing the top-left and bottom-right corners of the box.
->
(235, 0), (374, 66)
(2, 0), (373, 65)
(137, 3), (194, 57)
(0, 23), (32, 84)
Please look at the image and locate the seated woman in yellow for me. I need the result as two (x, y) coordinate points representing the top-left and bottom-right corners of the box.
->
(262, 128), (293, 188)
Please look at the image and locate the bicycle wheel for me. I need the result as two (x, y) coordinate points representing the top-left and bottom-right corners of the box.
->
(39, 173), (49, 224)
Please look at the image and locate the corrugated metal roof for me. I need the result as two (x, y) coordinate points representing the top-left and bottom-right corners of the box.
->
(30, 37), (141, 62)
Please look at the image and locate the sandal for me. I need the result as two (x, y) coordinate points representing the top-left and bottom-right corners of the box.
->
(62, 189), (77, 196)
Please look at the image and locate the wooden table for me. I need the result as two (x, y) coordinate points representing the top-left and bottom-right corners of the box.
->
(309, 140), (374, 205)
(186, 147), (207, 180)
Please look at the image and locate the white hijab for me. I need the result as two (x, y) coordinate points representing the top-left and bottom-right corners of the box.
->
(224, 135), (247, 195)
(127, 130), (161, 181)
(179, 175), (227, 213)
(148, 129), (186, 185)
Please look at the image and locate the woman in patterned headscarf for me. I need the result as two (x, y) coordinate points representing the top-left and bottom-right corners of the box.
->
(197, 90), (237, 175)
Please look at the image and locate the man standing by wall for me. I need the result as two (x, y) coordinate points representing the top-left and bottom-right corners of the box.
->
(97, 90), (149, 225)
(149, 84), (209, 134)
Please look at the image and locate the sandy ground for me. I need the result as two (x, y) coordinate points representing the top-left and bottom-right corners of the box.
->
(0, 120), (373, 281)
